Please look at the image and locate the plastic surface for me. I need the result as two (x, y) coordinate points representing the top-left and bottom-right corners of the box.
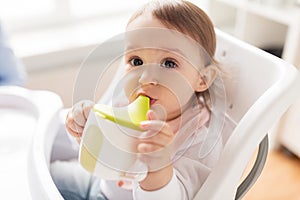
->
(0, 91), (36, 199)
(93, 95), (150, 130)
(0, 86), (64, 200)
(235, 134), (269, 200)
(79, 95), (150, 181)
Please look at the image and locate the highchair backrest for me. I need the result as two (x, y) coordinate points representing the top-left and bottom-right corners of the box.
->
(193, 30), (300, 199)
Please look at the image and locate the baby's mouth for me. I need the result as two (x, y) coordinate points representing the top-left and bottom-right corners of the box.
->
(149, 98), (156, 106)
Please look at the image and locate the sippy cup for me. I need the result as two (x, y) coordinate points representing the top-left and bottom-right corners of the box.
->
(79, 95), (149, 181)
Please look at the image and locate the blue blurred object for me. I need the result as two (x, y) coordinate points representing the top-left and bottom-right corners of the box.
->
(0, 24), (26, 86)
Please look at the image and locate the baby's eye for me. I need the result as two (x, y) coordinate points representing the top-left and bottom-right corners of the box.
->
(161, 59), (177, 69)
(129, 57), (143, 66)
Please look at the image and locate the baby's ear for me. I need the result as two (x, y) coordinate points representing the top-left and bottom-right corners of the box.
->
(195, 64), (218, 92)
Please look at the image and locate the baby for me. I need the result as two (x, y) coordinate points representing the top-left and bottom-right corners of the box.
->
(51, 0), (226, 199)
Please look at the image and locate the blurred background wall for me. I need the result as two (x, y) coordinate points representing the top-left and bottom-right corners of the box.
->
(0, 0), (300, 157)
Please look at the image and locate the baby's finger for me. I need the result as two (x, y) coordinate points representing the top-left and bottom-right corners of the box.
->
(140, 120), (173, 136)
(69, 120), (84, 135)
(72, 103), (86, 127)
(139, 131), (172, 146)
(67, 111), (83, 132)
(66, 110), (75, 130)
(66, 123), (81, 137)
(66, 110), (83, 138)
(82, 101), (94, 119)
(66, 125), (81, 144)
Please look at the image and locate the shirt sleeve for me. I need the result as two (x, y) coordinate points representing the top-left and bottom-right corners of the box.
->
(133, 169), (186, 200)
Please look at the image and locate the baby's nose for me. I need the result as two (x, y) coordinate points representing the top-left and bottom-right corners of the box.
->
(138, 67), (158, 86)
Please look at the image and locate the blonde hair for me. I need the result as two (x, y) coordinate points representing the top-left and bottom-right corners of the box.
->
(127, 0), (216, 59)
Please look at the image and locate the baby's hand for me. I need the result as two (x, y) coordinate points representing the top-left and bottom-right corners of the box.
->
(138, 110), (175, 171)
(137, 110), (175, 190)
(66, 100), (94, 142)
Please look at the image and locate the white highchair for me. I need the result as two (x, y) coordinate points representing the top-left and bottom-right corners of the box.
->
(24, 30), (300, 199)
(0, 86), (63, 199)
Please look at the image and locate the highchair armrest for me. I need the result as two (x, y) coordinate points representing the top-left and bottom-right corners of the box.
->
(235, 134), (268, 200)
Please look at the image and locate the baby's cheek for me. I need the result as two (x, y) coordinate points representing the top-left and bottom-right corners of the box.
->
(123, 74), (140, 100)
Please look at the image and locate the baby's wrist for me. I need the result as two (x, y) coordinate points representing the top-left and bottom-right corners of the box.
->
(139, 164), (173, 191)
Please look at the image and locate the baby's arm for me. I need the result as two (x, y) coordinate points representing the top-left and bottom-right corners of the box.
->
(134, 110), (215, 199)
(137, 110), (175, 190)
(65, 100), (94, 143)
(134, 139), (213, 200)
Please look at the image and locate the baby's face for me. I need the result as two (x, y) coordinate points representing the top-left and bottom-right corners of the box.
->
(122, 14), (210, 121)
(123, 47), (202, 121)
